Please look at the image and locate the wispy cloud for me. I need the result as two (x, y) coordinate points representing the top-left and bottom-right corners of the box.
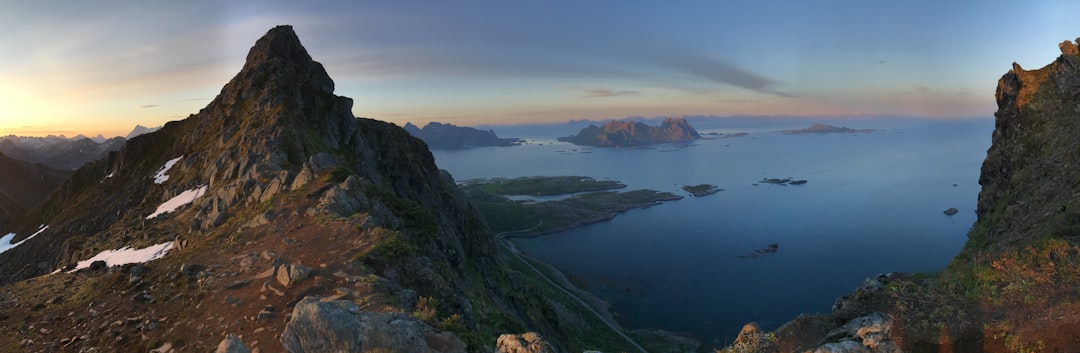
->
(564, 86), (639, 98)
(138, 104), (160, 109)
(137, 98), (208, 109)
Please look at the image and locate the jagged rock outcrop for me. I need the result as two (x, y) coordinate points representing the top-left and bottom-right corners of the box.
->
(977, 37), (1080, 248)
(558, 117), (701, 146)
(281, 297), (465, 353)
(404, 122), (522, 149)
(496, 332), (556, 353)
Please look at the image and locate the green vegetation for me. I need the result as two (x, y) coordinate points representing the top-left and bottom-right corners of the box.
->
(462, 176), (625, 196)
(466, 186), (682, 235)
(682, 183), (721, 197)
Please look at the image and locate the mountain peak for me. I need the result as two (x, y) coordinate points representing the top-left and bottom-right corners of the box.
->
(240, 25), (318, 81)
(213, 25), (334, 113)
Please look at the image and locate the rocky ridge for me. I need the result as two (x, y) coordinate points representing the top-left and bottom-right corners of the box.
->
(0, 26), (648, 353)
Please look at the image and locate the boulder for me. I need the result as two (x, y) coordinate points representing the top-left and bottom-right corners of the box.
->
(281, 296), (465, 353)
(496, 332), (556, 353)
(276, 263), (313, 288)
(216, 334), (251, 353)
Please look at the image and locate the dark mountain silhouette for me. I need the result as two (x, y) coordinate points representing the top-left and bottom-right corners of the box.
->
(404, 122), (521, 149)
(0, 151), (70, 226)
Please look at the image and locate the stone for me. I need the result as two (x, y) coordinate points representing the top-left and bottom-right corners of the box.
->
(496, 332), (555, 353)
(814, 340), (871, 353)
(281, 296), (465, 353)
(225, 279), (251, 289)
(276, 263), (313, 288)
(180, 263), (206, 280)
(1061, 40), (1079, 56)
(88, 260), (107, 271)
(842, 312), (892, 350)
(943, 207), (959, 216)
(128, 264), (148, 284)
(216, 334), (251, 353)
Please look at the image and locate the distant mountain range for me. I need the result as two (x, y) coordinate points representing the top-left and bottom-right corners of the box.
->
(781, 123), (876, 134)
(404, 122), (522, 149)
(0, 124), (160, 171)
(558, 117), (701, 146)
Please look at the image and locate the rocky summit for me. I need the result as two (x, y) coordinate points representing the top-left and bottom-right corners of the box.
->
(0, 26), (648, 353)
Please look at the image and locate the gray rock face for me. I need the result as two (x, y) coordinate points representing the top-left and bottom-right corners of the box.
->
(815, 312), (897, 353)
(215, 334), (251, 353)
(276, 263), (312, 288)
(496, 332), (555, 353)
(814, 340), (871, 353)
(281, 296), (465, 353)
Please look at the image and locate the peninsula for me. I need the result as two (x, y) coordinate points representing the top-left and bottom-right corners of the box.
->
(462, 176), (683, 236)
(404, 122), (522, 149)
(558, 117), (701, 147)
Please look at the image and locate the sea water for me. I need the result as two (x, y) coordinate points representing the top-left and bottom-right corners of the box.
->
(431, 118), (992, 344)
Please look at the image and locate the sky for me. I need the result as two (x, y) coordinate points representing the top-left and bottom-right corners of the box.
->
(2, 1), (1078, 138)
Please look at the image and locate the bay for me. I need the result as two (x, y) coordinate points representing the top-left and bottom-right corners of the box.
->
(431, 118), (992, 344)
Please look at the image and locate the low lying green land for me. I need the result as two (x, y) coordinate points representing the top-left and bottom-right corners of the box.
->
(682, 184), (721, 197)
(461, 176), (625, 196)
(461, 176), (682, 236)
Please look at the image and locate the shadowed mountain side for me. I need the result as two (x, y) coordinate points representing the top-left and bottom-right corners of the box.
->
(404, 122), (522, 149)
(0, 152), (71, 226)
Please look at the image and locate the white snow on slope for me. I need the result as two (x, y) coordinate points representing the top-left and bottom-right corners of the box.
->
(146, 185), (207, 219)
(153, 156), (183, 184)
(68, 241), (174, 272)
(0, 225), (48, 255)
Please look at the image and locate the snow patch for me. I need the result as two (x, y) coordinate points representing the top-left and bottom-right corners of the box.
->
(153, 156), (183, 184)
(146, 185), (207, 219)
(68, 241), (174, 272)
(0, 225), (48, 255)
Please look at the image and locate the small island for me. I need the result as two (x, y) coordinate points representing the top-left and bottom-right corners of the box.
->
(781, 123), (876, 135)
(737, 243), (779, 259)
(404, 122), (522, 149)
(703, 132), (749, 138)
(682, 184), (722, 197)
(462, 176), (683, 236)
(944, 208), (959, 216)
(759, 178), (808, 185)
(557, 117), (701, 147)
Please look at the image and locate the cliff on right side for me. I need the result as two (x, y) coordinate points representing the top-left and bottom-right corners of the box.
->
(722, 38), (1080, 353)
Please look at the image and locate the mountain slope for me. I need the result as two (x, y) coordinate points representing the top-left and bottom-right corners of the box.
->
(0, 25), (651, 353)
(0, 151), (71, 226)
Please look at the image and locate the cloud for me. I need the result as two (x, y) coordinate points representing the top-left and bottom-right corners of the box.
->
(137, 98), (208, 109)
(651, 51), (792, 97)
(565, 86), (639, 98)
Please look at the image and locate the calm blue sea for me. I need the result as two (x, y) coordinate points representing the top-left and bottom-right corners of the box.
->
(431, 118), (993, 344)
